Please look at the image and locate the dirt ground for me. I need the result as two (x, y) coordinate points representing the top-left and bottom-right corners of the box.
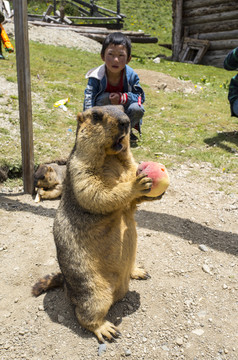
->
(0, 22), (238, 360)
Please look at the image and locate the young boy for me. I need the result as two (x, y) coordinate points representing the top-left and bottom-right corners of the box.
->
(83, 32), (145, 142)
(224, 47), (238, 117)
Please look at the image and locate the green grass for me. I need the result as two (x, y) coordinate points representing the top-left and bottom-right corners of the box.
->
(0, 0), (237, 191)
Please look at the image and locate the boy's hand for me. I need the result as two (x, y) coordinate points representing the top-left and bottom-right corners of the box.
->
(109, 93), (120, 105)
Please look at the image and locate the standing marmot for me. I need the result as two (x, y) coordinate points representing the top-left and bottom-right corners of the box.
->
(32, 105), (161, 342)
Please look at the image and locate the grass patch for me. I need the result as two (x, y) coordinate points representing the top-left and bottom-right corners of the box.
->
(0, 0), (237, 189)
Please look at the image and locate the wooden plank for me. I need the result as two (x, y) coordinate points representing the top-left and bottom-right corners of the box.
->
(45, 15), (61, 23)
(184, 2), (238, 18)
(204, 49), (232, 57)
(72, 0), (93, 10)
(184, 0), (225, 10)
(13, 0), (34, 194)
(159, 43), (172, 50)
(42, 4), (53, 21)
(188, 19), (238, 35)
(71, 0), (125, 17)
(209, 39), (238, 51)
(28, 21), (108, 30)
(28, 21), (145, 36)
(201, 52), (228, 67)
(197, 29), (238, 41)
(83, 33), (158, 44)
(172, 0), (183, 61)
(47, 16), (123, 20)
(202, 57), (225, 68)
(54, 10), (73, 25)
(183, 10), (238, 26)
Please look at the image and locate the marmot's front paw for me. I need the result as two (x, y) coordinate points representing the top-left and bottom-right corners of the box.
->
(38, 188), (46, 196)
(134, 173), (152, 196)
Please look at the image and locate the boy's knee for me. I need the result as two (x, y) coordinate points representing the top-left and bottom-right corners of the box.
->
(126, 103), (144, 117)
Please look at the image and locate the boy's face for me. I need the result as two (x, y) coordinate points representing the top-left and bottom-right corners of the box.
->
(101, 44), (131, 75)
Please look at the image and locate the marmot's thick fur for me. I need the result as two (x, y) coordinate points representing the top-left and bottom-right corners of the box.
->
(32, 105), (160, 342)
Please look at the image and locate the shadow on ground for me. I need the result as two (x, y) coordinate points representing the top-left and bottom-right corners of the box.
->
(42, 288), (140, 342)
(136, 209), (238, 256)
(204, 131), (238, 154)
(1, 193), (237, 256)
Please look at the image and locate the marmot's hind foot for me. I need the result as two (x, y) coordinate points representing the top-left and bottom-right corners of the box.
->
(131, 266), (151, 280)
(94, 321), (121, 343)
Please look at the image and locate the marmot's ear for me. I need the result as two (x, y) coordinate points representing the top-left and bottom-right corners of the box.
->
(77, 112), (84, 123)
(47, 166), (54, 173)
(91, 108), (104, 123)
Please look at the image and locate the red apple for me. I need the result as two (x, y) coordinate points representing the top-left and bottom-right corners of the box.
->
(137, 161), (170, 197)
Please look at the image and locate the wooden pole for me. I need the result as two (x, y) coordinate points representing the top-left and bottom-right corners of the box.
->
(13, 0), (34, 194)
(172, 0), (183, 61)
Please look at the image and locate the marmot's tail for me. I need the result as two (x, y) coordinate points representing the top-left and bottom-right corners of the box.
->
(32, 272), (64, 297)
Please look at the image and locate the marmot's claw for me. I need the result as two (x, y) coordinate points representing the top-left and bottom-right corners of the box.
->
(131, 266), (150, 280)
(144, 272), (151, 280)
(94, 321), (120, 343)
(135, 173), (152, 194)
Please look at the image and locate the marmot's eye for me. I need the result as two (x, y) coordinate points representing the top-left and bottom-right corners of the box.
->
(92, 111), (103, 123)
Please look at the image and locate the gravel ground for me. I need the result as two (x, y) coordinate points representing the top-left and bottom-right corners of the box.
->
(4, 21), (102, 54)
(0, 163), (237, 360)
(0, 21), (238, 360)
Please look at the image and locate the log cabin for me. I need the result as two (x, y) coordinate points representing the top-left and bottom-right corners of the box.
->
(172, 0), (238, 67)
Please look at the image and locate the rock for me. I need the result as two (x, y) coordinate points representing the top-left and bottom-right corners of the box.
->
(192, 329), (204, 336)
(199, 244), (209, 252)
(57, 314), (65, 323)
(202, 264), (212, 274)
(161, 345), (169, 351)
(153, 57), (161, 64)
(176, 337), (183, 346)
(197, 310), (206, 318)
(127, 304), (133, 311)
(98, 343), (107, 356)
(124, 348), (132, 356)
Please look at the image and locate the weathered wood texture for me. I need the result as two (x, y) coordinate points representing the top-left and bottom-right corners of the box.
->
(13, 0), (34, 194)
(172, 0), (238, 67)
(172, 0), (183, 61)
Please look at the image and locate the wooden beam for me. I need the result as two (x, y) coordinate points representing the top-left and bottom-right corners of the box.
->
(184, 2), (238, 18)
(198, 29), (238, 41)
(13, 0), (34, 194)
(188, 19), (238, 36)
(184, 0), (225, 10)
(183, 10), (238, 26)
(172, 0), (183, 61)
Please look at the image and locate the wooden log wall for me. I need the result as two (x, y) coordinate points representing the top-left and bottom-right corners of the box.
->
(172, 0), (238, 67)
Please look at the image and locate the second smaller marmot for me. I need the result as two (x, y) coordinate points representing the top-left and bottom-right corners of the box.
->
(34, 162), (66, 202)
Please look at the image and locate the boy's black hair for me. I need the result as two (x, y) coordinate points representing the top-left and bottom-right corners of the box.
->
(101, 32), (131, 59)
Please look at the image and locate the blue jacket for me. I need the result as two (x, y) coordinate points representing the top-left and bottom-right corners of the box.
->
(83, 64), (145, 110)
(224, 47), (238, 116)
